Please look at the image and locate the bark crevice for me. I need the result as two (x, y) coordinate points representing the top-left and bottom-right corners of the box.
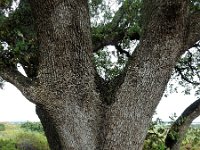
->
(95, 71), (127, 105)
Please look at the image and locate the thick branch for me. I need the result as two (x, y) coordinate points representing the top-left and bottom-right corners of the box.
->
(92, 29), (140, 52)
(92, 31), (124, 52)
(0, 64), (39, 104)
(165, 99), (200, 150)
(115, 44), (131, 57)
(103, 1), (192, 149)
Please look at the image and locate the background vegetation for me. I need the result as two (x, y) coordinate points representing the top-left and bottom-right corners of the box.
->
(0, 121), (199, 150)
(0, 122), (49, 150)
(144, 118), (200, 150)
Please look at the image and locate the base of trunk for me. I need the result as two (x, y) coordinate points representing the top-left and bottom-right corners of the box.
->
(36, 105), (62, 150)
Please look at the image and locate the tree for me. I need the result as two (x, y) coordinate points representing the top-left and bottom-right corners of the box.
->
(0, 0), (200, 149)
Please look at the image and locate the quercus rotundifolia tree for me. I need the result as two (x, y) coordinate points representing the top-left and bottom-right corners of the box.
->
(0, 0), (200, 149)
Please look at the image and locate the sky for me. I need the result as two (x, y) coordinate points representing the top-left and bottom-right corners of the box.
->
(0, 82), (39, 122)
(0, 82), (200, 122)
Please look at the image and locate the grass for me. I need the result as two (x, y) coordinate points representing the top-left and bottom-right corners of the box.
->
(0, 122), (49, 150)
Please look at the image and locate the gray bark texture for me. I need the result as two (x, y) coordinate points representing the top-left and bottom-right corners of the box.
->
(0, 0), (199, 150)
(165, 99), (200, 150)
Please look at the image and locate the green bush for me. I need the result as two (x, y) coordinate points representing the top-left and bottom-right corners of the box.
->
(0, 123), (5, 131)
(143, 119), (167, 150)
(144, 117), (200, 150)
(0, 139), (17, 150)
(15, 132), (49, 150)
(20, 122), (44, 133)
(181, 127), (200, 150)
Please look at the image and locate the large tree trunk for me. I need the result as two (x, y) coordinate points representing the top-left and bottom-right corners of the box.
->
(17, 0), (198, 149)
(29, 0), (102, 149)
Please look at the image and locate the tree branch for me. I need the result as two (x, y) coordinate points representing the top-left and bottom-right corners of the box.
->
(0, 56), (39, 104)
(174, 66), (200, 85)
(92, 0), (140, 52)
(92, 29), (140, 52)
(102, 1), (193, 148)
(165, 99), (200, 150)
(115, 44), (131, 57)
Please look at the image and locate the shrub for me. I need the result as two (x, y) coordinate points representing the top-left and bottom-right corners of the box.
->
(0, 124), (5, 131)
(15, 132), (49, 150)
(143, 119), (167, 150)
(0, 139), (17, 150)
(181, 127), (200, 150)
(20, 122), (44, 133)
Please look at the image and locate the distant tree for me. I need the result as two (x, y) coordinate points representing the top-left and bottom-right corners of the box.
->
(0, 123), (5, 131)
(20, 122), (44, 133)
(0, 0), (200, 149)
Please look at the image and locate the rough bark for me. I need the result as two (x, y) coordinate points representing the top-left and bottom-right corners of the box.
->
(165, 99), (200, 150)
(36, 105), (62, 150)
(103, 1), (191, 149)
(185, 10), (200, 49)
(29, 0), (102, 149)
(0, 0), (199, 150)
